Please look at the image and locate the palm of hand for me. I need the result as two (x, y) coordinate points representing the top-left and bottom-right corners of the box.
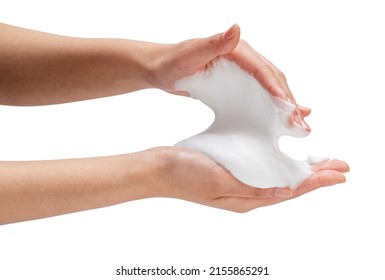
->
(161, 147), (349, 213)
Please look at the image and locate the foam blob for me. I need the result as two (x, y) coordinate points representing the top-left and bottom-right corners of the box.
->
(174, 58), (313, 189)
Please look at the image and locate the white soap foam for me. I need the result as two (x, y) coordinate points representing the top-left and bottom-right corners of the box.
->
(307, 156), (330, 165)
(174, 58), (313, 189)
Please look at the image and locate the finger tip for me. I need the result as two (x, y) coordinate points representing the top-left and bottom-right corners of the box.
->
(343, 162), (351, 173)
(340, 173), (347, 183)
(299, 106), (311, 115)
(334, 160), (351, 173)
(222, 24), (241, 53)
(329, 172), (347, 186)
(232, 24), (241, 42)
(231, 23), (240, 31)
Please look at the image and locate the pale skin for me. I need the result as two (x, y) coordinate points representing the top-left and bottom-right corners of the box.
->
(0, 23), (349, 225)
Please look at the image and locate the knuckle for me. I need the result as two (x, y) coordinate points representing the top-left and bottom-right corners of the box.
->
(253, 63), (276, 80)
(260, 63), (275, 73)
(313, 173), (322, 188)
(251, 187), (274, 199)
(208, 34), (222, 49)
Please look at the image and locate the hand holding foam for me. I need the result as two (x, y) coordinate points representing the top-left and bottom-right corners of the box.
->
(175, 58), (313, 189)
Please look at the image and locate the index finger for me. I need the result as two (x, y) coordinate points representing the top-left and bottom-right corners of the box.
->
(225, 41), (308, 128)
(226, 40), (289, 100)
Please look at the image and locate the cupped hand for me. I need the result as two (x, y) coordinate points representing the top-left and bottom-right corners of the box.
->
(154, 147), (350, 213)
(150, 24), (310, 129)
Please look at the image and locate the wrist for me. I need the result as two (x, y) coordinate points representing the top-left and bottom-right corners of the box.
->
(119, 39), (170, 91)
(86, 38), (163, 94)
(121, 147), (173, 200)
(141, 147), (174, 197)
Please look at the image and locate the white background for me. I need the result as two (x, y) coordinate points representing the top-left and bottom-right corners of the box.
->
(0, 0), (383, 279)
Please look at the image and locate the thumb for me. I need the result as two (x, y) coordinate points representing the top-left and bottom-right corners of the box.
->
(187, 24), (241, 65)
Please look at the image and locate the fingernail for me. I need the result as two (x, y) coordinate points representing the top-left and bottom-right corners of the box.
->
(299, 105), (311, 112)
(223, 25), (235, 41)
(274, 188), (293, 198)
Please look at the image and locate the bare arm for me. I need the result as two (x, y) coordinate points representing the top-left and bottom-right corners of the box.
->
(0, 150), (163, 224)
(0, 23), (166, 105)
(0, 23), (310, 127)
(0, 147), (349, 225)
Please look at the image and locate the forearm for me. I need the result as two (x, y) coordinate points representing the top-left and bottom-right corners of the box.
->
(0, 149), (163, 225)
(0, 23), (165, 105)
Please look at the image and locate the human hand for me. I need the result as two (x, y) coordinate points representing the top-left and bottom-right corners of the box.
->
(150, 24), (310, 130)
(153, 147), (350, 213)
